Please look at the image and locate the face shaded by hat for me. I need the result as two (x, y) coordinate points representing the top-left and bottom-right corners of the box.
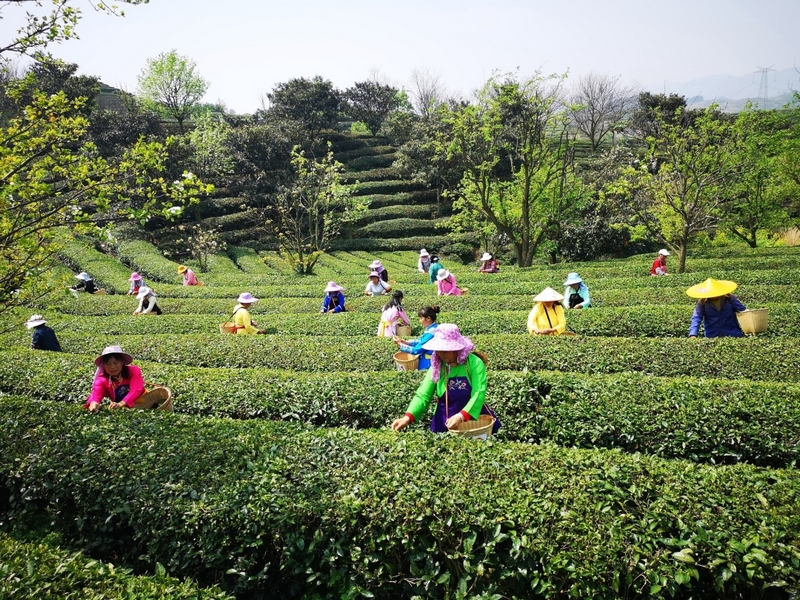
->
(94, 345), (133, 367)
(419, 248), (430, 257)
(436, 269), (450, 281)
(324, 281), (343, 293)
(563, 272), (583, 287)
(237, 292), (258, 304)
(129, 272), (142, 281)
(135, 286), (153, 300)
(25, 314), (46, 329)
(480, 252), (493, 262)
(685, 278), (737, 299)
(533, 287), (564, 303)
(422, 324), (476, 382)
(177, 265), (188, 273)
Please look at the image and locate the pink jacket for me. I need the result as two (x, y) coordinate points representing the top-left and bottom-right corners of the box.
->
(182, 269), (198, 286)
(437, 275), (462, 296)
(84, 364), (145, 408)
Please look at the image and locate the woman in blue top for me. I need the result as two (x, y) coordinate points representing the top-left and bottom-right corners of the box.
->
(393, 306), (440, 370)
(321, 281), (346, 313)
(563, 272), (591, 309)
(687, 278), (746, 338)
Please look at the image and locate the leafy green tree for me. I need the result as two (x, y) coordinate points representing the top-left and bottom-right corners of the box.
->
(614, 106), (740, 272)
(343, 80), (402, 136)
(137, 50), (209, 133)
(269, 145), (364, 274)
(722, 106), (792, 247)
(442, 72), (589, 266)
(265, 76), (341, 140)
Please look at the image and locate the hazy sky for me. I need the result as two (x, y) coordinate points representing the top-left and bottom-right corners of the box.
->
(5, 0), (799, 113)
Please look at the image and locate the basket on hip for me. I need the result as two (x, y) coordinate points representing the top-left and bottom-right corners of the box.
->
(736, 308), (768, 335)
(134, 384), (173, 411)
(219, 322), (237, 334)
(450, 414), (495, 440)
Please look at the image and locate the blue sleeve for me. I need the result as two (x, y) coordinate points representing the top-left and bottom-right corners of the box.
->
(31, 329), (43, 349)
(333, 293), (344, 313)
(730, 295), (746, 312)
(688, 302), (703, 337)
(581, 286), (592, 308)
(321, 296), (330, 312)
(401, 331), (434, 355)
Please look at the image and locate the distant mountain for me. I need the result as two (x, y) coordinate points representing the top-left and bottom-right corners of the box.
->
(663, 67), (798, 111)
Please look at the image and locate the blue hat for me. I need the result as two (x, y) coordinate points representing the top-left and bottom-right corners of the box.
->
(563, 272), (583, 286)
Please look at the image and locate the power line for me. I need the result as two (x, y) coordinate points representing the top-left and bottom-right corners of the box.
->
(755, 65), (776, 108)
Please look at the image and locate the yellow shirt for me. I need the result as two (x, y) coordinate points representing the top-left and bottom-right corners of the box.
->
(527, 303), (566, 335)
(232, 304), (259, 335)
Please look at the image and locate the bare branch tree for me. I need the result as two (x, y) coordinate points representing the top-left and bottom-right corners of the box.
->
(569, 73), (637, 150)
(409, 68), (447, 118)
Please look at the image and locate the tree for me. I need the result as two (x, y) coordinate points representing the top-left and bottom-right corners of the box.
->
(628, 92), (698, 140)
(443, 72), (589, 266)
(409, 68), (447, 118)
(569, 72), (636, 150)
(137, 50), (208, 133)
(344, 80), (401, 136)
(265, 76), (341, 140)
(0, 0), (210, 315)
(614, 106), (740, 272)
(269, 145), (365, 274)
(723, 106), (792, 247)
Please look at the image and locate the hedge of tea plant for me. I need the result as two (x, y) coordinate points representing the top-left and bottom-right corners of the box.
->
(0, 399), (798, 599)
(0, 532), (233, 599)
(1, 350), (798, 467)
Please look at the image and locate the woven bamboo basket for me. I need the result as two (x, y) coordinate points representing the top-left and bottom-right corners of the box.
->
(393, 351), (419, 371)
(134, 385), (173, 411)
(736, 308), (768, 335)
(219, 321), (236, 334)
(450, 414), (495, 440)
(93, 289), (106, 295)
(396, 325), (412, 338)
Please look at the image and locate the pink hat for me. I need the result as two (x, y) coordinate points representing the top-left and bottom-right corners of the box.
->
(237, 292), (258, 304)
(368, 271), (380, 278)
(422, 324), (476, 382)
(94, 345), (133, 367)
(324, 281), (343, 293)
(129, 272), (142, 281)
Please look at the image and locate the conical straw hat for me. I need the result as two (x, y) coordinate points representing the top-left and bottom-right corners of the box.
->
(533, 287), (564, 302)
(685, 278), (737, 299)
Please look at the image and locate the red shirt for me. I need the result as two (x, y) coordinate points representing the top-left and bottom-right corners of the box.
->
(650, 256), (667, 276)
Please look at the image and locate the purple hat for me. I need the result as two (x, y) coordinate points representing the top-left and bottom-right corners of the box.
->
(368, 271), (380, 278)
(324, 281), (343, 293)
(129, 272), (142, 281)
(369, 260), (383, 270)
(237, 292), (258, 304)
(423, 324), (476, 382)
(94, 345), (133, 367)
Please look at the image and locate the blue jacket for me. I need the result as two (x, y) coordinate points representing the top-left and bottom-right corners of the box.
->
(400, 323), (438, 369)
(31, 325), (62, 352)
(688, 295), (746, 338)
(321, 292), (345, 313)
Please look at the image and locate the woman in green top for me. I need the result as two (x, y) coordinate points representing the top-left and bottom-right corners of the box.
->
(428, 256), (443, 284)
(391, 324), (500, 433)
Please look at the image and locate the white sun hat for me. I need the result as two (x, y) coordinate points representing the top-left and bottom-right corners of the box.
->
(136, 286), (153, 300)
(25, 314), (46, 329)
(480, 252), (493, 261)
(658, 249), (670, 256)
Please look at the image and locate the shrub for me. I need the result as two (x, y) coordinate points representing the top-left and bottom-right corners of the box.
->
(0, 398), (798, 599)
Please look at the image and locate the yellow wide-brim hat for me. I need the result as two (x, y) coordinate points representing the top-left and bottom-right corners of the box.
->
(177, 265), (188, 273)
(685, 278), (737, 299)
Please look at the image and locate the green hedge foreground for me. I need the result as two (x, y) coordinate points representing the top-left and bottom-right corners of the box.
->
(0, 532), (232, 599)
(0, 399), (798, 599)
(1, 351), (798, 467)
(10, 333), (800, 382)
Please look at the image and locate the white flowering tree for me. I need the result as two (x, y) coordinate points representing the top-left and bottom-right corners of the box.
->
(175, 224), (224, 273)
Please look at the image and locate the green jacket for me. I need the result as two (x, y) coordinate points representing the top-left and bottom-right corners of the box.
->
(428, 262), (443, 284)
(406, 353), (487, 421)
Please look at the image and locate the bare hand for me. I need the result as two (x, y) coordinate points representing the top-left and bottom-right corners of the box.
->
(109, 401), (125, 409)
(391, 416), (411, 431)
(88, 402), (101, 413)
(445, 413), (464, 430)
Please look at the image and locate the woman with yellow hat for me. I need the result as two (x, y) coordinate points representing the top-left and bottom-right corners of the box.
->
(178, 265), (199, 286)
(687, 278), (746, 338)
(527, 287), (566, 335)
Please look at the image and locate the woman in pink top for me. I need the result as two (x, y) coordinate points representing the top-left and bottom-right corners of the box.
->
(84, 345), (145, 412)
(178, 265), (199, 286)
(436, 269), (463, 296)
(377, 290), (410, 337)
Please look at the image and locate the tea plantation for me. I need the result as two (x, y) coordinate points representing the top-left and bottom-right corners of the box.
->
(1, 241), (799, 599)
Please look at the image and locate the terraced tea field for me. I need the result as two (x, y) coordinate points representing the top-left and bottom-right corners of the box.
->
(1, 241), (799, 598)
